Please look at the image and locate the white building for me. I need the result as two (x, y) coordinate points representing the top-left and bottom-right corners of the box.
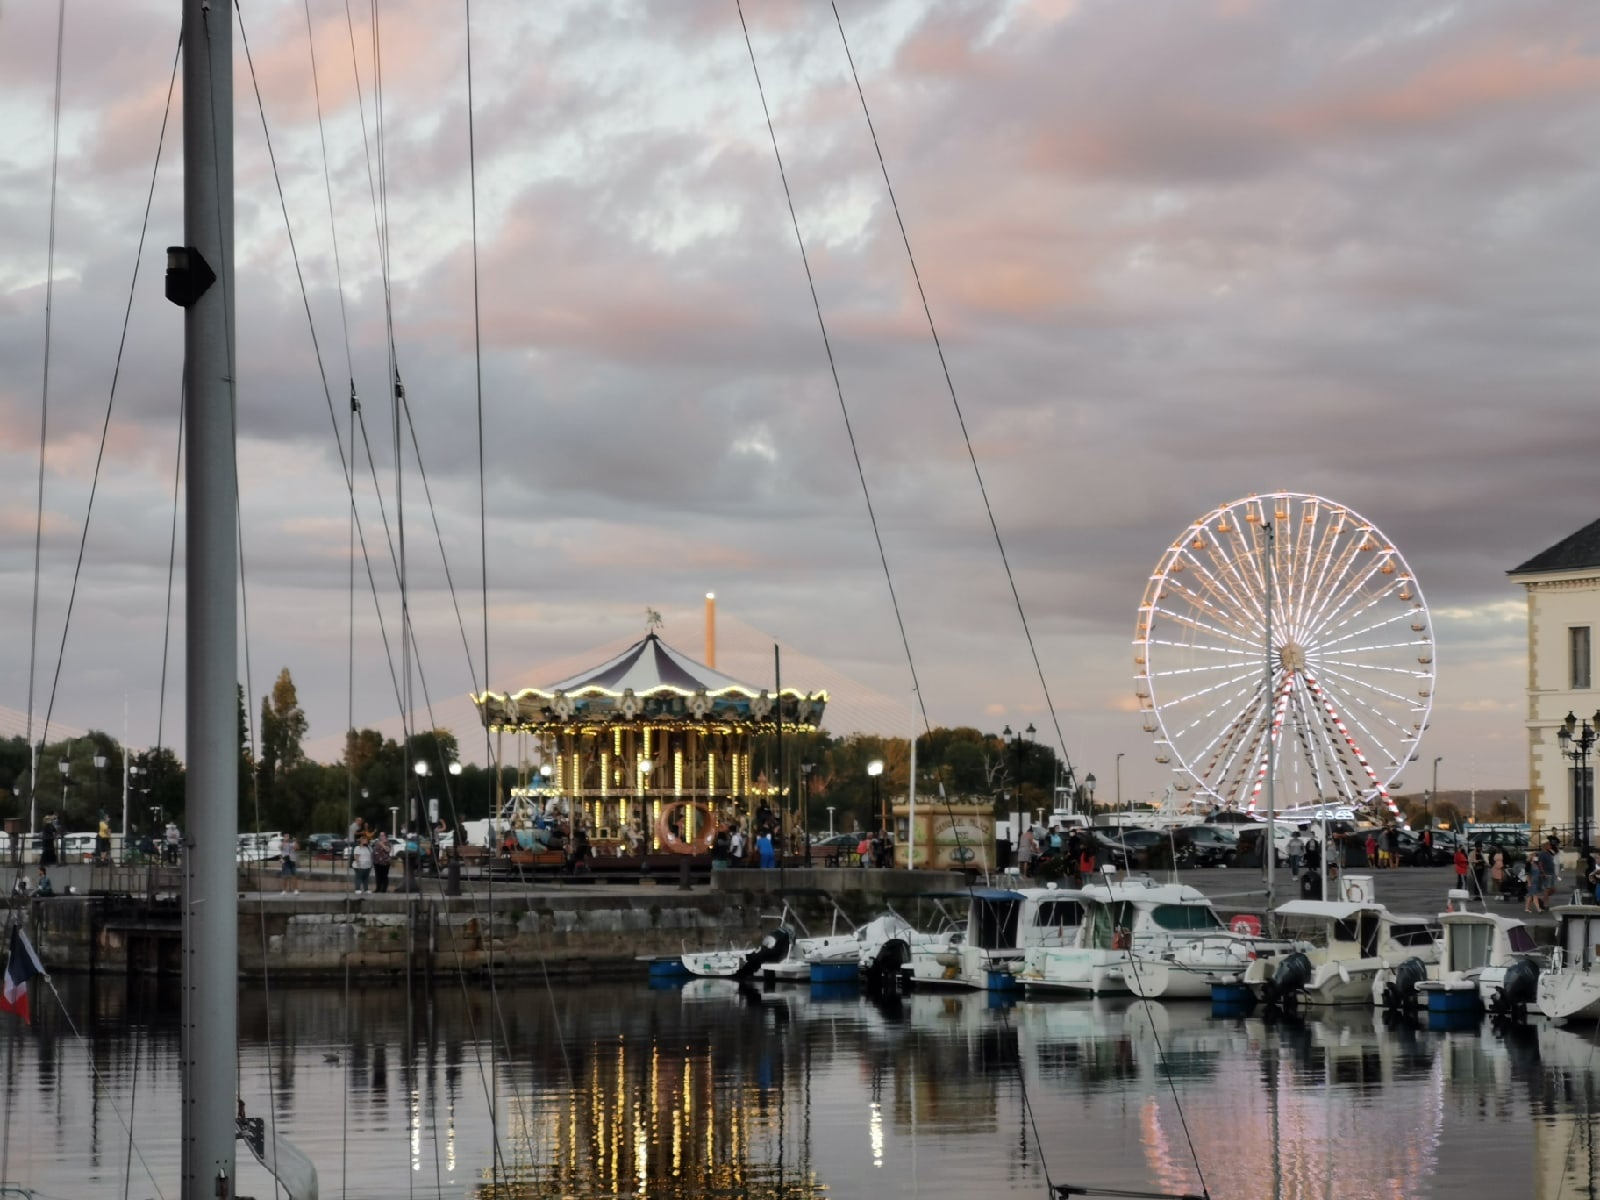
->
(1508, 519), (1600, 834)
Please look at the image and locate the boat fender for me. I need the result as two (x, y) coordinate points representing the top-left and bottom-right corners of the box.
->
(1381, 956), (1427, 1011)
(1337, 962), (1351, 985)
(1263, 951), (1312, 1007)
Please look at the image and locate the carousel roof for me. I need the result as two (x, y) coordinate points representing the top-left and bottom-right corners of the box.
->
(542, 632), (756, 696)
(474, 632), (827, 731)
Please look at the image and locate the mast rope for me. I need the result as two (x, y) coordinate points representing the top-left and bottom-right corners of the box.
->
(734, 0), (930, 731)
(829, 1), (1076, 779)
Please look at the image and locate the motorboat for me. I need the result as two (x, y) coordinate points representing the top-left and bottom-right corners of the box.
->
(1535, 905), (1600, 1022)
(902, 886), (1085, 991)
(1415, 896), (1541, 1017)
(1241, 878), (1437, 1008)
(1020, 875), (1261, 997)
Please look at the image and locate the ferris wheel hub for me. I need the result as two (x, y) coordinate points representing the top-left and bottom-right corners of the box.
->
(1278, 642), (1307, 672)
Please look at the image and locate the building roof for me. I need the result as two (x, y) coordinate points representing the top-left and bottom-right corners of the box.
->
(541, 632), (755, 696)
(1508, 517), (1600, 577)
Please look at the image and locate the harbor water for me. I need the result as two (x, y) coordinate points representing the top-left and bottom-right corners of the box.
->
(2, 975), (1596, 1199)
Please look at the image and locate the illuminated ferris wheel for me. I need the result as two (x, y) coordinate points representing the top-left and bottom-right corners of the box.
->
(1134, 493), (1434, 815)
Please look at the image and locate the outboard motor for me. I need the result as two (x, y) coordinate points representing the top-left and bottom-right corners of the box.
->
(865, 938), (911, 995)
(735, 928), (792, 980)
(1381, 957), (1428, 1012)
(1489, 957), (1541, 1025)
(1262, 951), (1312, 1008)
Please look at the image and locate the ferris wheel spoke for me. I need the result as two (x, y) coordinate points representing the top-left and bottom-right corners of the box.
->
(1164, 575), (1264, 644)
(1307, 671), (1410, 779)
(1293, 514), (1352, 642)
(1297, 522), (1378, 635)
(1149, 601), (1260, 652)
(1193, 520), (1266, 631)
(1315, 663), (1427, 721)
(1295, 682), (1367, 804)
(1314, 603), (1417, 651)
(1156, 663), (1264, 713)
(1176, 673), (1268, 761)
(1303, 546), (1401, 642)
(1177, 551), (1265, 641)
(1303, 674), (1403, 812)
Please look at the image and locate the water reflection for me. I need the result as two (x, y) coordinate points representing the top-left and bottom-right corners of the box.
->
(7, 976), (1600, 1197)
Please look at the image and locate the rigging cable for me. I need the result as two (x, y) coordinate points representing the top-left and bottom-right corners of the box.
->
(24, 0), (69, 840)
(734, 0), (929, 729)
(829, 1), (1076, 780)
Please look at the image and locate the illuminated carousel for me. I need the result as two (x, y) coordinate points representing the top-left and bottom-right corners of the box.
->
(473, 631), (827, 855)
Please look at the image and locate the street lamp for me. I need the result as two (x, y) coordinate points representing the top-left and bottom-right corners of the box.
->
(800, 762), (816, 864)
(57, 757), (70, 817)
(826, 806), (836, 836)
(1003, 724), (1036, 808)
(1085, 774), (1096, 811)
(1115, 753), (1125, 811)
(867, 759), (885, 835)
(1557, 711), (1600, 848)
(1428, 755), (1442, 828)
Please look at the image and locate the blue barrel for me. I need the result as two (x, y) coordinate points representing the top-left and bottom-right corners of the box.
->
(986, 970), (1020, 992)
(647, 957), (691, 980)
(1424, 987), (1481, 1015)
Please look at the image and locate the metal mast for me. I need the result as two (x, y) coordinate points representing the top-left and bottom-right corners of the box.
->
(178, 0), (237, 1192)
(1264, 516), (1277, 912)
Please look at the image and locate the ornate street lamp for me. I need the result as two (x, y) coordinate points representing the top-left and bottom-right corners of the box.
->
(867, 759), (885, 836)
(1557, 711), (1600, 848)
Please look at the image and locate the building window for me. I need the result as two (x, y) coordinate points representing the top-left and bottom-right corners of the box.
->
(1572, 626), (1592, 690)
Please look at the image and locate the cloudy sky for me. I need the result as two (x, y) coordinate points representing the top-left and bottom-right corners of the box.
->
(1, 0), (1595, 802)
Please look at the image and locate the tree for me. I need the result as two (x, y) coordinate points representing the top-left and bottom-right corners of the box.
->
(258, 668), (309, 812)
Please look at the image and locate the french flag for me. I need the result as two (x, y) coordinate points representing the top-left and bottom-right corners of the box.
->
(0, 926), (45, 1025)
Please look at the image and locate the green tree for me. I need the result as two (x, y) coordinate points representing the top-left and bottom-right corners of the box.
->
(257, 668), (309, 815)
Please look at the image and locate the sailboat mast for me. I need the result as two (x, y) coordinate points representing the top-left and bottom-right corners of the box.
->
(178, 0), (238, 1193)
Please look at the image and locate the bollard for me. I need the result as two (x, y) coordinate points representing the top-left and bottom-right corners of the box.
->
(679, 858), (692, 890)
(446, 851), (462, 897)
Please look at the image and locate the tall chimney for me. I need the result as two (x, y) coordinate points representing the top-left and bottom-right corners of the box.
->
(705, 592), (717, 668)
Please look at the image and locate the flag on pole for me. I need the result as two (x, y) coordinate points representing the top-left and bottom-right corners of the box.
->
(0, 925), (45, 1025)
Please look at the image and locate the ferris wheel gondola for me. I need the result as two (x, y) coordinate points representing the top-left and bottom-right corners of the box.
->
(1134, 493), (1434, 817)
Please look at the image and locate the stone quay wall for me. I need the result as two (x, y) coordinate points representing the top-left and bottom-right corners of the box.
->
(23, 868), (974, 980)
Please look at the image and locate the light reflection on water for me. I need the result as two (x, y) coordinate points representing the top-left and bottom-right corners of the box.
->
(0, 976), (1595, 1199)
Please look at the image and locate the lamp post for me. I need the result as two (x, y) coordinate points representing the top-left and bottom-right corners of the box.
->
(867, 759), (885, 836)
(801, 762), (816, 864)
(1115, 753), (1124, 812)
(1085, 774), (1096, 812)
(1427, 755), (1442, 828)
(1003, 723), (1036, 809)
(826, 806), (836, 837)
(1557, 711), (1600, 849)
(57, 757), (70, 820)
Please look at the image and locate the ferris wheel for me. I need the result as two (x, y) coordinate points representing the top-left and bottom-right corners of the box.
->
(1134, 493), (1434, 816)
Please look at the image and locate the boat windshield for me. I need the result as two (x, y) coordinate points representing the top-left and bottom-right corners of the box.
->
(1387, 922), (1436, 948)
(1033, 899), (1082, 929)
(1086, 901), (1136, 949)
(1447, 922), (1492, 971)
(1150, 904), (1223, 931)
(1280, 916), (1333, 945)
(1507, 925), (1537, 954)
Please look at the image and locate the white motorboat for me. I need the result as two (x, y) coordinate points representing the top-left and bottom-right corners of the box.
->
(1243, 880), (1437, 1008)
(1020, 876), (1254, 997)
(1535, 905), (1600, 1022)
(902, 886), (1085, 991)
(1416, 898), (1541, 1017)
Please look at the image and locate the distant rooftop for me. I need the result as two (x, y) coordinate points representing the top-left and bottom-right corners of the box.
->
(1508, 517), (1600, 577)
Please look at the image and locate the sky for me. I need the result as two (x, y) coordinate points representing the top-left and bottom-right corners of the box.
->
(1, 0), (1596, 803)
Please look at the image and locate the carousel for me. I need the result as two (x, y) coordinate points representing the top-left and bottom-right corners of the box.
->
(473, 631), (827, 855)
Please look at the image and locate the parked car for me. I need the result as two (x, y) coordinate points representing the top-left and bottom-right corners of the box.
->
(1394, 828), (1455, 867)
(306, 832), (348, 859)
(1174, 824), (1238, 868)
(1088, 826), (1166, 870)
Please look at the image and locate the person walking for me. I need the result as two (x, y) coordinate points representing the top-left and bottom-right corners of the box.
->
(1287, 831), (1305, 878)
(95, 811), (112, 866)
(1527, 846), (1546, 914)
(1453, 845), (1470, 894)
(372, 831), (392, 893)
(1018, 827), (1037, 878)
(40, 816), (58, 868)
(1471, 845), (1488, 898)
(352, 834), (373, 895)
(729, 824), (747, 866)
(1363, 832), (1377, 871)
(1490, 845), (1506, 897)
(279, 835), (301, 895)
(757, 828), (776, 869)
(1539, 839), (1559, 911)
